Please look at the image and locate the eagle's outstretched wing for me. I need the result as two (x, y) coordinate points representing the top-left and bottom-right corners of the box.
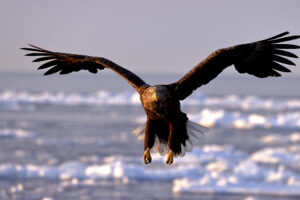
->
(172, 32), (300, 100)
(21, 45), (148, 93)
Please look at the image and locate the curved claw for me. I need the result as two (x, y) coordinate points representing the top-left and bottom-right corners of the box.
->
(166, 150), (174, 165)
(143, 147), (152, 164)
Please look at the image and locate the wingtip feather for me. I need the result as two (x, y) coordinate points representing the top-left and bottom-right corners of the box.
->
(266, 31), (289, 41)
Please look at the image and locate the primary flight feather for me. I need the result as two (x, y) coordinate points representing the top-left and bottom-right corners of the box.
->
(22, 32), (299, 165)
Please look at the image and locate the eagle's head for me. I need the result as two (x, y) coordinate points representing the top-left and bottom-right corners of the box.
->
(140, 85), (171, 114)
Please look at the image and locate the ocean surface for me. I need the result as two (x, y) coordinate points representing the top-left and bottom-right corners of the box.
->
(0, 72), (300, 200)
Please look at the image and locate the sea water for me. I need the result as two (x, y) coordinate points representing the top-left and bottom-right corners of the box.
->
(0, 72), (300, 200)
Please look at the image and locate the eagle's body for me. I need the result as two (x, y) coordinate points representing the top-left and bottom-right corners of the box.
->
(140, 85), (192, 164)
(22, 32), (300, 165)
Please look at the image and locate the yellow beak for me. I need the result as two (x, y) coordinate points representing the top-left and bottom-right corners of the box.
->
(152, 92), (158, 102)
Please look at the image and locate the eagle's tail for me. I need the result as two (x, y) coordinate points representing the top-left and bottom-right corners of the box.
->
(183, 120), (209, 155)
(132, 123), (146, 141)
(132, 120), (208, 157)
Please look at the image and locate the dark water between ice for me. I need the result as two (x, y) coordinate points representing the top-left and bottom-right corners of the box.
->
(0, 72), (300, 200)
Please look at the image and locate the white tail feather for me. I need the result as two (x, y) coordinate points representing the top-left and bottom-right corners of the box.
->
(132, 123), (145, 141)
(188, 135), (200, 145)
(185, 139), (193, 152)
(153, 137), (160, 153)
(182, 120), (208, 155)
(180, 144), (186, 157)
(153, 136), (169, 156)
(132, 120), (208, 157)
(187, 120), (209, 133)
(161, 143), (168, 156)
(189, 128), (203, 140)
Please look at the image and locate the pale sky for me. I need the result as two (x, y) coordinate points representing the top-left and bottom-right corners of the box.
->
(1, 0), (300, 75)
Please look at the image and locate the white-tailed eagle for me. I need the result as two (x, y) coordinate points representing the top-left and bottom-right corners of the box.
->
(22, 32), (299, 165)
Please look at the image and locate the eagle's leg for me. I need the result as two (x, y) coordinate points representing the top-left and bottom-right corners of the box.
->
(166, 149), (174, 165)
(143, 116), (154, 164)
(166, 113), (189, 165)
(166, 121), (174, 165)
(143, 147), (151, 164)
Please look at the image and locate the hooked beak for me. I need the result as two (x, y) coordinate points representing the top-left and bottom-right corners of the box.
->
(152, 92), (158, 102)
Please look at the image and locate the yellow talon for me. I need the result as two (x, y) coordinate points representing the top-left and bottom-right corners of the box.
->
(166, 150), (174, 165)
(143, 147), (152, 164)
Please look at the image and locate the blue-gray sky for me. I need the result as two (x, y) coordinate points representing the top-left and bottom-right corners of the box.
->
(1, 0), (300, 75)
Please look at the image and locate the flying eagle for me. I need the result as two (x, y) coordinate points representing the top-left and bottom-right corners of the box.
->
(22, 32), (299, 165)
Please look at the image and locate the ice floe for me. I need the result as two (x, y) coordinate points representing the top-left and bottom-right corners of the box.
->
(0, 90), (140, 107)
(189, 109), (300, 129)
(1, 90), (300, 111)
(261, 132), (300, 144)
(172, 146), (300, 195)
(0, 129), (34, 139)
(0, 145), (299, 196)
(3, 90), (300, 129)
(137, 109), (300, 129)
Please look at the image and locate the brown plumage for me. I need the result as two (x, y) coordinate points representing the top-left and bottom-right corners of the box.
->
(22, 32), (300, 165)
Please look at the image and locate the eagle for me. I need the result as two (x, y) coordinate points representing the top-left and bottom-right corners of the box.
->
(22, 32), (299, 165)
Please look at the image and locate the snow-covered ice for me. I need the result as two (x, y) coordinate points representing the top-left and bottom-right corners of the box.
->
(0, 145), (299, 196)
(1, 90), (300, 111)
